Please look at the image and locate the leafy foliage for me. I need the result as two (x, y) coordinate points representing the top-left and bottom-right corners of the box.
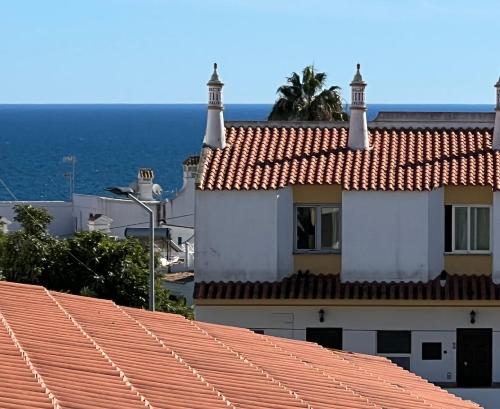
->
(268, 65), (348, 121)
(0, 205), (193, 318)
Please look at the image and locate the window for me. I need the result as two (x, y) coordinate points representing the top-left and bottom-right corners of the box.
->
(295, 205), (341, 251)
(306, 328), (342, 349)
(377, 331), (411, 370)
(445, 205), (490, 253)
(177, 236), (183, 245)
(251, 329), (265, 335)
(422, 342), (442, 360)
(377, 331), (411, 354)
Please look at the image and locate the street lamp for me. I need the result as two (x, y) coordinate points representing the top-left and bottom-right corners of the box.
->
(106, 186), (155, 311)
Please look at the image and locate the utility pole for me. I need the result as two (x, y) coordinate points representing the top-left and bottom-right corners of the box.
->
(63, 155), (77, 200)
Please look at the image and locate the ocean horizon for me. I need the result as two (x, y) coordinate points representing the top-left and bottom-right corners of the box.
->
(0, 103), (495, 201)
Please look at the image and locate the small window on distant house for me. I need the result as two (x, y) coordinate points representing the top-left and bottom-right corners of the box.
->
(445, 205), (490, 253)
(422, 342), (442, 360)
(306, 328), (342, 349)
(295, 205), (341, 251)
(377, 331), (411, 354)
(377, 331), (411, 370)
(251, 329), (265, 335)
(177, 237), (183, 245)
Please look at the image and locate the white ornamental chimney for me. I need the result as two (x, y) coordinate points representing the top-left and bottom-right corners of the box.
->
(493, 77), (500, 150)
(348, 64), (370, 150)
(203, 63), (226, 149)
(137, 168), (154, 201)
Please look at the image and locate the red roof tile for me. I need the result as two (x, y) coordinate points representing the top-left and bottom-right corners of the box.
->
(194, 274), (500, 301)
(0, 281), (481, 409)
(197, 126), (499, 191)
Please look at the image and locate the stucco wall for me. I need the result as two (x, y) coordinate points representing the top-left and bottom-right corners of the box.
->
(195, 305), (500, 387)
(195, 188), (293, 282)
(493, 192), (500, 283)
(0, 201), (74, 236)
(165, 176), (195, 228)
(342, 190), (443, 282)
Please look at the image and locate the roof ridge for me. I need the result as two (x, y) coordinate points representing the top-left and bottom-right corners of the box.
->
(116, 305), (237, 409)
(261, 335), (384, 409)
(189, 320), (312, 409)
(0, 309), (60, 409)
(45, 290), (152, 409)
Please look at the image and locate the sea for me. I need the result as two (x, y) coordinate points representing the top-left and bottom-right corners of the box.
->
(0, 104), (494, 201)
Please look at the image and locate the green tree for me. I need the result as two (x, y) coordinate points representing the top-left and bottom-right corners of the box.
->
(0, 205), (60, 283)
(268, 65), (348, 121)
(0, 205), (192, 318)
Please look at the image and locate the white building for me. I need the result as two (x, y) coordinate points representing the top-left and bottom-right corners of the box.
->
(193, 66), (500, 408)
(0, 160), (197, 271)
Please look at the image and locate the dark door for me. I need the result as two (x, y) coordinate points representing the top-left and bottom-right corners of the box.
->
(457, 328), (492, 387)
(306, 328), (342, 349)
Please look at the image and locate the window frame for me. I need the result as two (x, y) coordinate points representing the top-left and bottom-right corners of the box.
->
(376, 330), (412, 371)
(294, 204), (341, 253)
(451, 204), (491, 254)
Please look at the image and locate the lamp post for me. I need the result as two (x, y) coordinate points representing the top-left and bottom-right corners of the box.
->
(106, 186), (155, 311)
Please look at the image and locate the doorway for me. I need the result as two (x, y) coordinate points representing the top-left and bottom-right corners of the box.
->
(456, 328), (492, 387)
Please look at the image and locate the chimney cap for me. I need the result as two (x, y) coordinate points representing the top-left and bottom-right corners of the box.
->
(350, 63), (366, 86)
(207, 62), (223, 86)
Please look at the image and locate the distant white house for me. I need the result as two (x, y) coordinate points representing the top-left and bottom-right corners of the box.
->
(192, 65), (500, 409)
(0, 159), (197, 271)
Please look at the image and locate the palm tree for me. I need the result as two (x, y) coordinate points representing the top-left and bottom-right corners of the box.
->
(268, 65), (348, 121)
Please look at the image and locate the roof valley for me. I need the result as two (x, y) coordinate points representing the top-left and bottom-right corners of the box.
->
(0, 309), (60, 409)
(44, 290), (152, 409)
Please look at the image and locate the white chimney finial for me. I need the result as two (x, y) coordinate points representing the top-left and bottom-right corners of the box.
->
(203, 63), (226, 149)
(492, 77), (500, 150)
(348, 64), (370, 150)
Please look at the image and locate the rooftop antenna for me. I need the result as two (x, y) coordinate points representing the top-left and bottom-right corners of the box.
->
(63, 155), (77, 200)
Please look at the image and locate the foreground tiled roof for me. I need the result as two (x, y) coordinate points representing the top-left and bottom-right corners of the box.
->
(0, 281), (480, 409)
(198, 126), (500, 191)
(194, 274), (500, 302)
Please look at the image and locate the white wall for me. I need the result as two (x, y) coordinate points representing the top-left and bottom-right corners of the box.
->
(492, 192), (500, 283)
(342, 190), (443, 282)
(0, 201), (74, 236)
(165, 175), (195, 229)
(73, 194), (160, 237)
(195, 305), (500, 386)
(195, 188), (293, 282)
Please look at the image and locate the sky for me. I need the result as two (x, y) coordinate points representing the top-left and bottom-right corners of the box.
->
(0, 0), (499, 104)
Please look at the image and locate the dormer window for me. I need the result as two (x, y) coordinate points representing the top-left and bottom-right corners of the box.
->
(295, 205), (341, 252)
(445, 205), (491, 253)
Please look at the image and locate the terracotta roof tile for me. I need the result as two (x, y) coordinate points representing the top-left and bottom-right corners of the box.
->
(194, 274), (500, 301)
(0, 281), (481, 409)
(198, 126), (498, 191)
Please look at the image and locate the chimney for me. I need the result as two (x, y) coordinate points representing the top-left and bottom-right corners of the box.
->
(348, 64), (370, 150)
(137, 168), (154, 201)
(203, 63), (226, 149)
(181, 155), (200, 190)
(0, 216), (11, 234)
(87, 214), (113, 233)
(493, 77), (500, 150)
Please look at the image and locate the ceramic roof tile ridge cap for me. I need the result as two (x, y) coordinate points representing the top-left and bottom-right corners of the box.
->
(188, 320), (312, 409)
(0, 310), (60, 409)
(116, 305), (236, 409)
(44, 289), (151, 409)
(260, 334), (383, 409)
(314, 344), (438, 409)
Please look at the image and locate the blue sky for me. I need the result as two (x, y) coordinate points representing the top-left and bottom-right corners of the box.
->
(0, 0), (499, 104)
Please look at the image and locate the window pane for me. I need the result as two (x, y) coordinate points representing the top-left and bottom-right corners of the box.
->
(454, 207), (468, 251)
(471, 207), (490, 251)
(306, 328), (342, 349)
(296, 207), (316, 250)
(377, 331), (411, 354)
(321, 207), (340, 250)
